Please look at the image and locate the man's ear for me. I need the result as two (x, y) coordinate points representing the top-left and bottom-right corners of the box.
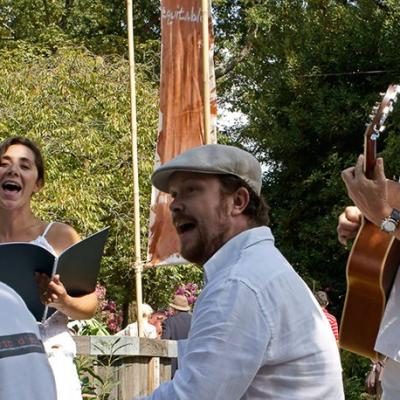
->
(231, 187), (250, 216)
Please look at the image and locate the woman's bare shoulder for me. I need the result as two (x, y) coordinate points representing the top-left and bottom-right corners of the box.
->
(46, 222), (81, 254)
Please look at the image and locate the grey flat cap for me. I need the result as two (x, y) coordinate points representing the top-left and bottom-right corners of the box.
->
(151, 144), (262, 195)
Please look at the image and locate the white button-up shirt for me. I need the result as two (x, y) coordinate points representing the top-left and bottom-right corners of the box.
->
(375, 267), (400, 361)
(137, 227), (344, 399)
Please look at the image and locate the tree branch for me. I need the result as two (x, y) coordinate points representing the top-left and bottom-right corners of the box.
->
(41, 0), (51, 25)
(59, 0), (74, 31)
(215, 26), (257, 80)
(215, 41), (252, 80)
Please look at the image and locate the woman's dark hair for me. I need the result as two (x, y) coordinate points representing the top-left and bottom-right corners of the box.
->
(0, 136), (45, 185)
(217, 174), (270, 226)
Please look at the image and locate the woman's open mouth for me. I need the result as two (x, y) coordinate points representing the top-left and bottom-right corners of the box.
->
(1, 181), (22, 193)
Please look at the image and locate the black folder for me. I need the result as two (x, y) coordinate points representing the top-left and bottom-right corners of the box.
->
(0, 227), (109, 321)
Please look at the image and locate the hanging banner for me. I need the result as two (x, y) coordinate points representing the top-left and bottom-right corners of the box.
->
(146, 0), (217, 266)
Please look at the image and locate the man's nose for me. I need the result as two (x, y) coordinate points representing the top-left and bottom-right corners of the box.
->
(170, 197), (184, 212)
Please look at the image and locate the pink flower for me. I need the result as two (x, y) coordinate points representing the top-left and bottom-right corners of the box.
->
(107, 319), (117, 333)
(102, 300), (117, 313)
(95, 284), (107, 300)
(175, 282), (200, 306)
(175, 287), (186, 296)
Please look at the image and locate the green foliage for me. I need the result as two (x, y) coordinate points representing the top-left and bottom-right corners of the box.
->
(71, 318), (111, 336)
(216, 0), (400, 304)
(0, 0), (160, 58)
(75, 338), (126, 399)
(0, 44), (159, 306)
(75, 355), (103, 398)
(340, 350), (372, 400)
(143, 264), (203, 310)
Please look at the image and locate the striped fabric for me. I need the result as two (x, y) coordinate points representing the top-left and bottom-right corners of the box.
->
(0, 332), (45, 359)
(323, 308), (339, 340)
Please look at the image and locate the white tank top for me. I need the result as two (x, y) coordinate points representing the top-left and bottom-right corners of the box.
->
(30, 222), (57, 256)
(31, 223), (76, 355)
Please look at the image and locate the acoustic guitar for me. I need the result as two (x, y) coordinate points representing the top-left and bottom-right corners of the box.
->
(339, 84), (400, 360)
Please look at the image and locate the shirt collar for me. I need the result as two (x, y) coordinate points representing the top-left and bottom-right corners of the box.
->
(204, 226), (274, 284)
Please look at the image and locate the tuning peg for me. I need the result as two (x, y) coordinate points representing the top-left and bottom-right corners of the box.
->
(371, 130), (380, 140)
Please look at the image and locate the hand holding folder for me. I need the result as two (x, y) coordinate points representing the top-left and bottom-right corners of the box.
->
(0, 227), (109, 321)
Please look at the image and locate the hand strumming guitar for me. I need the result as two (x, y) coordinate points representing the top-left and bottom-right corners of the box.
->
(337, 206), (362, 245)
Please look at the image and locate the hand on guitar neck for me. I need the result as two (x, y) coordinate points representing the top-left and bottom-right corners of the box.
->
(338, 155), (400, 245)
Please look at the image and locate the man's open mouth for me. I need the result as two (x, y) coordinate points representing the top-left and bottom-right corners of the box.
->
(176, 222), (196, 234)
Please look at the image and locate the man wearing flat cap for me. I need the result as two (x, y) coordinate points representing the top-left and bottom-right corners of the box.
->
(136, 144), (344, 400)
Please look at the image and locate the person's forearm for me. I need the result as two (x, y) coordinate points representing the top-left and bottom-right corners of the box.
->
(56, 292), (98, 320)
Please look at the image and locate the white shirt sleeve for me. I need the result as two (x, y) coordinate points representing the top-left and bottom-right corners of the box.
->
(145, 323), (158, 339)
(135, 278), (270, 400)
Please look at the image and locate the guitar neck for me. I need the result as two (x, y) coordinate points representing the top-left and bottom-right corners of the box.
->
(364, 131), (376, 180)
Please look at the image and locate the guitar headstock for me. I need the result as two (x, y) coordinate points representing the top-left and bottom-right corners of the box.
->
(364, 84), (400, 177)
(367, 84), (400, 141)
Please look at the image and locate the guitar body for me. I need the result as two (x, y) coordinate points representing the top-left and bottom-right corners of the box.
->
(339, 218), (400, 360)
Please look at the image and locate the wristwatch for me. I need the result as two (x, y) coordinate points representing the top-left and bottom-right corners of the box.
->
(380, 208), (400, 233)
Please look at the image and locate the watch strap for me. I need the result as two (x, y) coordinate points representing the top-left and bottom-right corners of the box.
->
(390, 208), (400, 223)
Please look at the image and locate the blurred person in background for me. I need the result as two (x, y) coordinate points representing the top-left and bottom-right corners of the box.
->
(115, 303), (157, 338)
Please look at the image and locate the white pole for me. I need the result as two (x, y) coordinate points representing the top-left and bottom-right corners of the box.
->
(201, 0), (211, 144)
(126, 0), (143, 337)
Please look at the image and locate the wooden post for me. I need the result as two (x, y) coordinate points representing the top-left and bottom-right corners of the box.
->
(126, 0), (143, 336)
(74, 337), (177, 399)
(201, 0), (211, 144)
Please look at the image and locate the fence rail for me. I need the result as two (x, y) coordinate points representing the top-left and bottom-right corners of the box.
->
(74, 336), (177, 399)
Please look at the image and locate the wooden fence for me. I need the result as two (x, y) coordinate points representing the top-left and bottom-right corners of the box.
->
(74, 336), (177, 399)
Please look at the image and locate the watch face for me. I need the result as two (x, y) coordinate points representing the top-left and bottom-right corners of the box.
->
(383, 219), (397, 233)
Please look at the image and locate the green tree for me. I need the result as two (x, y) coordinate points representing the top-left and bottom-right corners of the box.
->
(216, 0), (400, 298)
(0, 0), (160, 56)
(0, 44), (159, 307)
